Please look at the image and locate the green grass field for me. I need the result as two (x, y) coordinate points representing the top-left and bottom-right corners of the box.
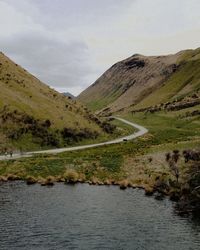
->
(0, 105), (199, 185)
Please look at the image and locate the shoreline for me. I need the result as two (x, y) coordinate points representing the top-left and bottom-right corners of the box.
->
(0, 174), (180, 199)
(0, 176), (187, 216)
(0, 172), (198, 217)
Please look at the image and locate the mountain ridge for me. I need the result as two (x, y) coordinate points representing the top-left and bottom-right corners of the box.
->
(78, 48), (200, 114)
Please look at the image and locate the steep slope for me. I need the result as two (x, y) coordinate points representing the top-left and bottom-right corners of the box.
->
(78, 48), (200, 113)
(0, 52), (112, 150)
(133, 48), (200, 110)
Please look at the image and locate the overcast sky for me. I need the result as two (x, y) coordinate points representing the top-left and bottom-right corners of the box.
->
(0, 0), (200, 95)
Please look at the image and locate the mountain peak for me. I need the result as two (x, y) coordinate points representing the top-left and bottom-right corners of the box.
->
(78, 48), (200, 113)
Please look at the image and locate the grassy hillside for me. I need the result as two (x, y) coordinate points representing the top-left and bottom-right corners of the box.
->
(0, 52), (115, 151)
(78, 48), (200, 114)
(133, 48), (200, 110)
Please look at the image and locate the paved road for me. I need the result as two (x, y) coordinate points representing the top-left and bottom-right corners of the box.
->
(0, 117), (148, 161)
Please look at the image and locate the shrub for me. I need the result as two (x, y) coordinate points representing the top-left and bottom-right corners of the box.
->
(63, 170), (79, 183)
(165, 151), (180, 183)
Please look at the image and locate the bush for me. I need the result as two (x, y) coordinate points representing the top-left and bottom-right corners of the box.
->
(165, 151), (179, 182)
(63, 170), (79, 183)
(175, 150), (200, 215)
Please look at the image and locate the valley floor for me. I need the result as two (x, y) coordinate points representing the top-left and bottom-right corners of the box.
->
(0, 106), (200, 215)
(0, 117), (143, 161)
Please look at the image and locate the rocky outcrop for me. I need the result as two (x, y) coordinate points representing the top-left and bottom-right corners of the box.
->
(130, 95), (200, 114)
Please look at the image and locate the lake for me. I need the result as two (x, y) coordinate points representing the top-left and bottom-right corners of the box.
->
(0, 182), (200, 250)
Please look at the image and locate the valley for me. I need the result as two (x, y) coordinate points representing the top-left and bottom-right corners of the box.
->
(0, 48), (200, 216)
(0, 52), (119, 151)
(1, 1), (200, 249)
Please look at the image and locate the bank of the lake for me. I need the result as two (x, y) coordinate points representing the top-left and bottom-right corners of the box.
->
(0, 110), (199, 216)
(0, 182), (200, 250)
(0, 143), (200, 215)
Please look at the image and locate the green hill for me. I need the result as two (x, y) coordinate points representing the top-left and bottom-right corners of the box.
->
(78, 48), (200, 114)
(0, 52), (113, 151)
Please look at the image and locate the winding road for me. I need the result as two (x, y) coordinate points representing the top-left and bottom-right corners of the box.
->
(0, 117), (148, 161)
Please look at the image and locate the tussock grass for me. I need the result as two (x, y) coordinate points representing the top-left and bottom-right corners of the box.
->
(63, 169), (79, 183)
(26, 176), (37, 185)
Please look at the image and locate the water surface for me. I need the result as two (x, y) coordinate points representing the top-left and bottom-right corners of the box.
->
(0, 182), (200, 250)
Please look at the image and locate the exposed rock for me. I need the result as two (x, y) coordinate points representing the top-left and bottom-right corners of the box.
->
(124, 58), (146, 69)
(166, 99), (200, 111)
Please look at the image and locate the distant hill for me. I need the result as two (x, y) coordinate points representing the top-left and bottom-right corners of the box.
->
(78, 48), (200, 114)
(0, 52), (112, 150)
(63, 92), (75, 99)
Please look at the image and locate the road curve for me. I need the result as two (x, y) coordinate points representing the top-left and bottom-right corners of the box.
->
(0, 117), (148, 161)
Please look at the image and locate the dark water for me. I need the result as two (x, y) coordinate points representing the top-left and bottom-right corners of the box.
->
(0, 182), (200, 250)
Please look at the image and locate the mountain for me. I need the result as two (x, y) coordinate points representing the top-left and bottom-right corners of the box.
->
(63, 92), (75, 99)
(0, 52), (113, 150)
(78, 48), (200, 114)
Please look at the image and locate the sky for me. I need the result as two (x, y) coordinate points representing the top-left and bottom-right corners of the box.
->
(0, 0), (200, 96)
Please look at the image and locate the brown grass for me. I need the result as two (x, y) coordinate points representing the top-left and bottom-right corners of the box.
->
(63, 169), (79, 183)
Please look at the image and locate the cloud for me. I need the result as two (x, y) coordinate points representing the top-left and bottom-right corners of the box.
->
(1, 31), (92, 88)
(0, 0), (200, 95)
(0, 0), (97, 94)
